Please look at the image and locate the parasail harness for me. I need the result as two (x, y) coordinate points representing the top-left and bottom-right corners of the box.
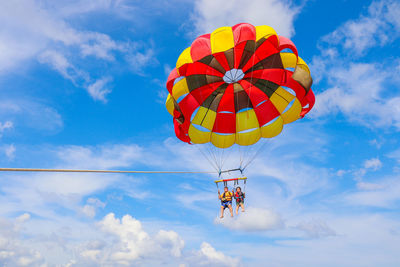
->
(215, 177), (247, 203)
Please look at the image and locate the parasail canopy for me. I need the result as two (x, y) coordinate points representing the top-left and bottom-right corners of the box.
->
(166, 22), (314, 157)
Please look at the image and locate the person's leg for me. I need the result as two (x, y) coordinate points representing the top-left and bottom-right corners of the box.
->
(241, 202), (245, 212)
(228, 204), (233, 217)
(235, 203), (239, 215)
(220, 206), (224, 218)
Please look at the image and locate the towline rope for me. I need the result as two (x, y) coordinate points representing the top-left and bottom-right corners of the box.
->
(0, 168), (242, 174)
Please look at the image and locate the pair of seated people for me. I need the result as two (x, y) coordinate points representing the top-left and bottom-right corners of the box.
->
(218, 186), (245, 218)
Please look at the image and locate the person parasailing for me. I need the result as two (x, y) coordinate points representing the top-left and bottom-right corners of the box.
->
(233, 186), (245, 214)
(218, 186), (234, 218)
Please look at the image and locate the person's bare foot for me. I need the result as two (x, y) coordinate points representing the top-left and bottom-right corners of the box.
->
(220, 215), (224, 218)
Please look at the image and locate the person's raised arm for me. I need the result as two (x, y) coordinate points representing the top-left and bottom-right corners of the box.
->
(218, 190), (221, 200)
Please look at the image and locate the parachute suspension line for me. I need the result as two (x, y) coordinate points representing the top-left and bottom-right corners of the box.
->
(243, 138), (270, 171)
(215, 144), (223, 173)
(219, 143), (225, 172)
(193, 144), (219, 173)
(239, 145), (244, 172)
(243, 139), (259, 170)
(219, 135), (229, 173)
(203, 144), (215, 167)
(204, 146), (220, 173)
(220, 148), (230, 174)
(220, 140), (225, 169)
(242, 144), (252, 169)
(206, 143), (221, 173)
(239, 142), (257, 175)
(238, 145), (242, 167)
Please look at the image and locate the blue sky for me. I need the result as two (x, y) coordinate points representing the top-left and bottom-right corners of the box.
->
(0, 0), (400, 266)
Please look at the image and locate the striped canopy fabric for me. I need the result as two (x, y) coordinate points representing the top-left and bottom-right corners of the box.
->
(166, 23), (315, 148)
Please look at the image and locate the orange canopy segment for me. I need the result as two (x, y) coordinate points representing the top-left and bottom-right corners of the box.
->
(166, 23), (315, 148)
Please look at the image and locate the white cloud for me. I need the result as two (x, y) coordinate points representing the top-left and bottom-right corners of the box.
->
(323, 16), (385, 56)
(86, 77), (113, 103)
(321, 0), (400, 56)
(0, 0), (74, 72)
(81, 205), (97, 219)
(336, 157), (384, 189)
(313, 62), (384, 117)
(234, 214), (400, 267)
(296, 219), (336, 238)
(0, 120), (13, 134)
(387, 148), (400, 163)
(248, 157), (330, 200)
(4, 144), (16, 160)
(176, 192), (215, 209)
(0, 212), (240, 267)
(87, 197), (106, 207)
(0, 100), (63, 133)
(0, 172), (115, 216)
(336, 170), (347, 177)
(54, 0), (116, 16)
(194, 242), (240, 267)
(356, 181), (385, 191)
(0, 214), (44, 266)
(0, 0), (124, 63)
(56, 144), (143, 169)
(0, 0), (156, 102)
(125, 46), (156, 75)
(156, 230), (185, 257)
(191, 0), (299, 37)
(79, 33), (126, 61)
(310, 1), (400, 130)
(345, 176), (400, 207)
(311, 61), (400, 129)
(215, 207), (283, 232)
(87, 213), (182, 264)
(15, 213), (31, 224)
(38, 50), (89, 85)
(364, 158), (382, 170)
(369, 138), (384, 149)
(80, 198), (106, 218)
